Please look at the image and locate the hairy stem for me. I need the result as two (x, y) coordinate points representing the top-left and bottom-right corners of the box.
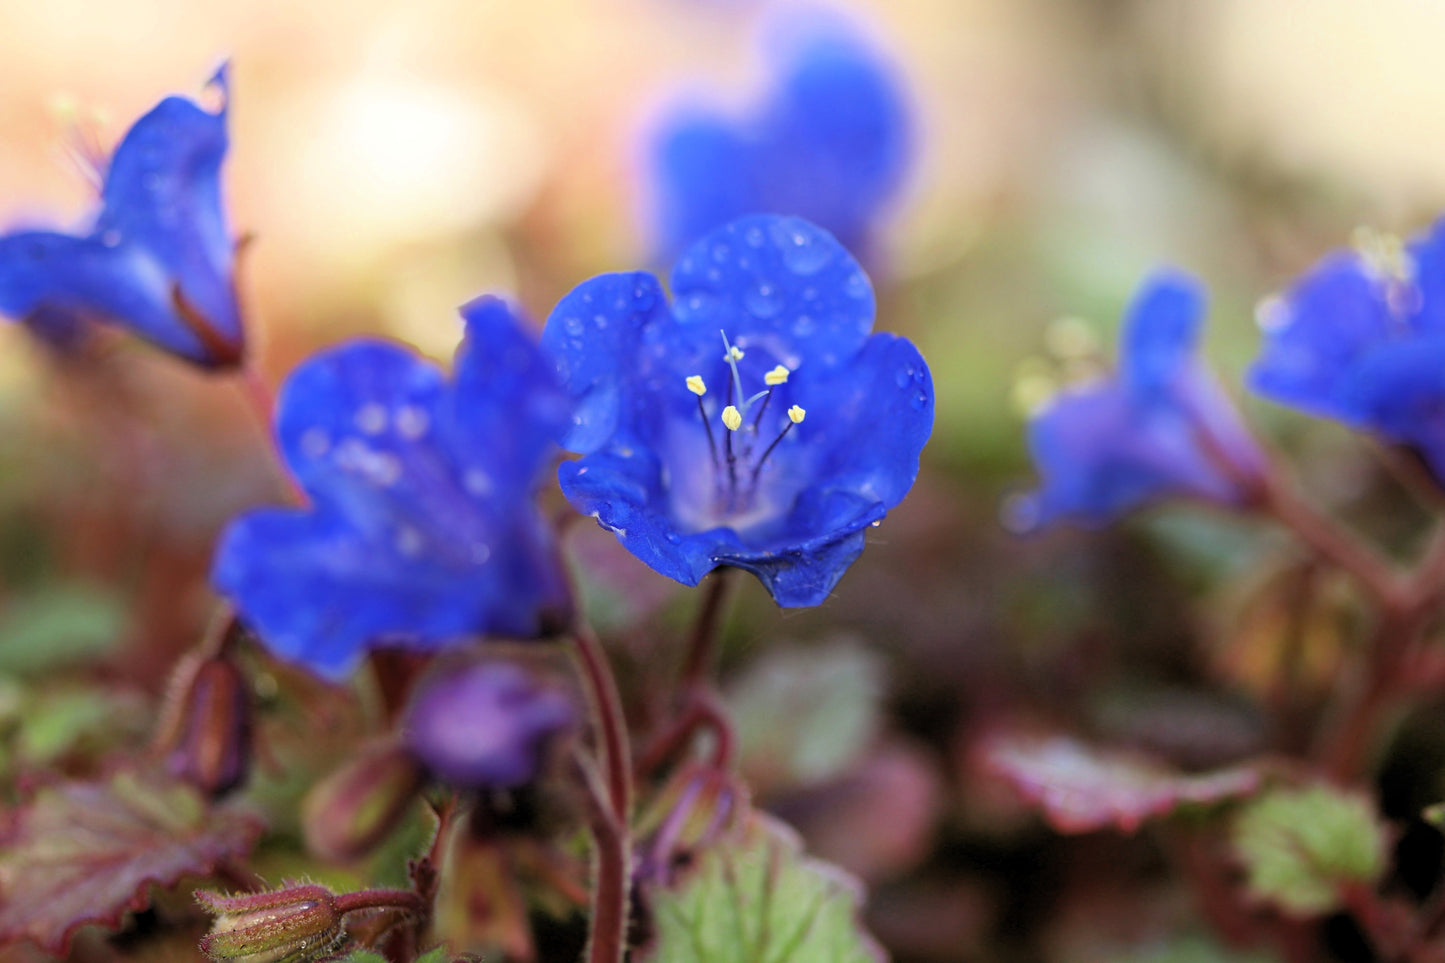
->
(574, 750), (630, 963)
(678, 569), (736, 693)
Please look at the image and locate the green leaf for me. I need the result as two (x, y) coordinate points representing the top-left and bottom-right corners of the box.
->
(1108, 933), (1280, 963)
(641, 814), (885, 963)
(0, 583), (125, 675)
(726, 640), (883, 791)
(1232, 785), (1386, 916)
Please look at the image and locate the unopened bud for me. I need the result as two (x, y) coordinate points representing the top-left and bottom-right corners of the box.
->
(157, 654), (253, 797)
(403, 660), (575, 791)
(302, 740), (424, 862)
(196, 885), (344, 963)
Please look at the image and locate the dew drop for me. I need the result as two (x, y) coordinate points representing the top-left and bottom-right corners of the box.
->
(395, 406), (429, 440)
(794, 315), (817, 336)
(300, 428), (330, 458)
(355, 403), (387, 435)
(895, 368), (912, 388)
(395, 525), (424, 557)
(844, 272), (870, 299)
(464, 468), (494, 496)
(563, 315), (585, 336)
(911, 390), (928, 410)
(712, 243), (731, 263)
(593, 313), (608, 330)
(744, 282), (782, 319)
(777, 226), (831, 275)
(745, 226), (764, 248)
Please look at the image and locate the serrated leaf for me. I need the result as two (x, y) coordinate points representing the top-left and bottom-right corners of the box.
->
(726, 640), (883, 791)
(1232, 785), (1386, 917)
(0, 766), (264, 954)
(0, 584), (125, 676)
(980, 732), (1261, 834)
(641, 814), (885, 963)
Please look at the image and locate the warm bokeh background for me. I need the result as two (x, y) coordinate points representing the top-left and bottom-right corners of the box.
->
(4, 1), (1445, 961)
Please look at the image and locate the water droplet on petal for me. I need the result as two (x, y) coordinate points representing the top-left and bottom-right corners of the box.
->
(464, 468), (494, 496)
(778, 226), (832, 275)
(744, 282), (781, 319)
(300, 428), (330, 458)
(395, 406), (429, 440)
(745, 227), (764, 248)
(563, 315), (585, 336)
(844, 272), (870, 299)
(355, 404), (387, 435)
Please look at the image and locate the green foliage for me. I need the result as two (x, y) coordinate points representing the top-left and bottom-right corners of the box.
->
(0, 583), (124, 676)
(641, 814), (884, 963)
(1108, 934), (1279, 963)
(726, 640), (883, 791)
(1232, 785), (1386, 916)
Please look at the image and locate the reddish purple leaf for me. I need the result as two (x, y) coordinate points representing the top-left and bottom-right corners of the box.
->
(979, 732), (1261, 834)
(0, 766), (263, 954)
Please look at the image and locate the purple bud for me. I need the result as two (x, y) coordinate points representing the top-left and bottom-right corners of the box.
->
(403, 660), (575, 791)
(157, 654), (252, 798)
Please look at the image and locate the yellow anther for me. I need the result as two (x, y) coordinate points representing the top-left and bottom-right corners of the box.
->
(788, 405), (806, 424)
(1353, 225), (1414, 284)
(726, 345), (745, 362)
(764, 365), (790, 386)
(722, 406), (743, 431)
(686, 375), (706, 396)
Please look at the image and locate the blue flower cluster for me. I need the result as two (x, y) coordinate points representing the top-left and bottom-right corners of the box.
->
(543, 215), (932, 606)
(1021, 271), (1267, 527)
(0, 66), (242, 367)
(650, 13), (910, 261)
(212, 298), (572, 679)
(1250, 220), (1445, 479)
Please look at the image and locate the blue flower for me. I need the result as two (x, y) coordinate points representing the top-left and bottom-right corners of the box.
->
(541, 214), (932, 607)
(1250, 220), (1445, 478)
(1020, 270), (1267, 527)
(650, 13), (910, 261)
(404, 659), (575, 790)
(212, 297), (572, 679)
(0, 65), (242, 367)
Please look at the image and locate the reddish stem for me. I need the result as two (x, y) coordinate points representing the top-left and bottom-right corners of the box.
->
(573, 750), (631, 963)
(334, 888), (427, 917)
(678, 569), (735, 692)
(636, 689), (735, 778)
(570, 625), (632, 820)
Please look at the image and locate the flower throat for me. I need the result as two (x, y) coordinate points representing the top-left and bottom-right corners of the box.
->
(686, 330), (806, 515)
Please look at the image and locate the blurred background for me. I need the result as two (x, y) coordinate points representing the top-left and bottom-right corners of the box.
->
(3, 1), (1445, 960)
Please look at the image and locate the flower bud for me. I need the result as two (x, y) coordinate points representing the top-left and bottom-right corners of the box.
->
(196, 885), (344, 963)
(157, 654), (253, 797)
(302, 740), (425, 863)
(403, 660), (575, 791)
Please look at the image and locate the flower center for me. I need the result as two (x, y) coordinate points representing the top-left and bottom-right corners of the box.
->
(684, 330), (807, 517)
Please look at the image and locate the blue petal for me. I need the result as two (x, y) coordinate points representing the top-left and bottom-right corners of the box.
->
(0, 232), (214, 360)
(1025, 378), (1246, 527)
(215, 310), (569, 679)
(792, 332), (933, 509)
(1338, 338), (1445, 478)
(1121, 269), (1205, 400)
(670, 215), (874, 370)
(540, 272), (670, 453)
(648, 15), (909, 260)
(450, 296), (572, 495)
(1249, 253), (1393, 421)
(756, 17), (911, 253)
(652, 114), (758, 260)
(1407, 217), (1445, 335)
(95, 64), (238, 347)
(0, 66), (239, 366)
